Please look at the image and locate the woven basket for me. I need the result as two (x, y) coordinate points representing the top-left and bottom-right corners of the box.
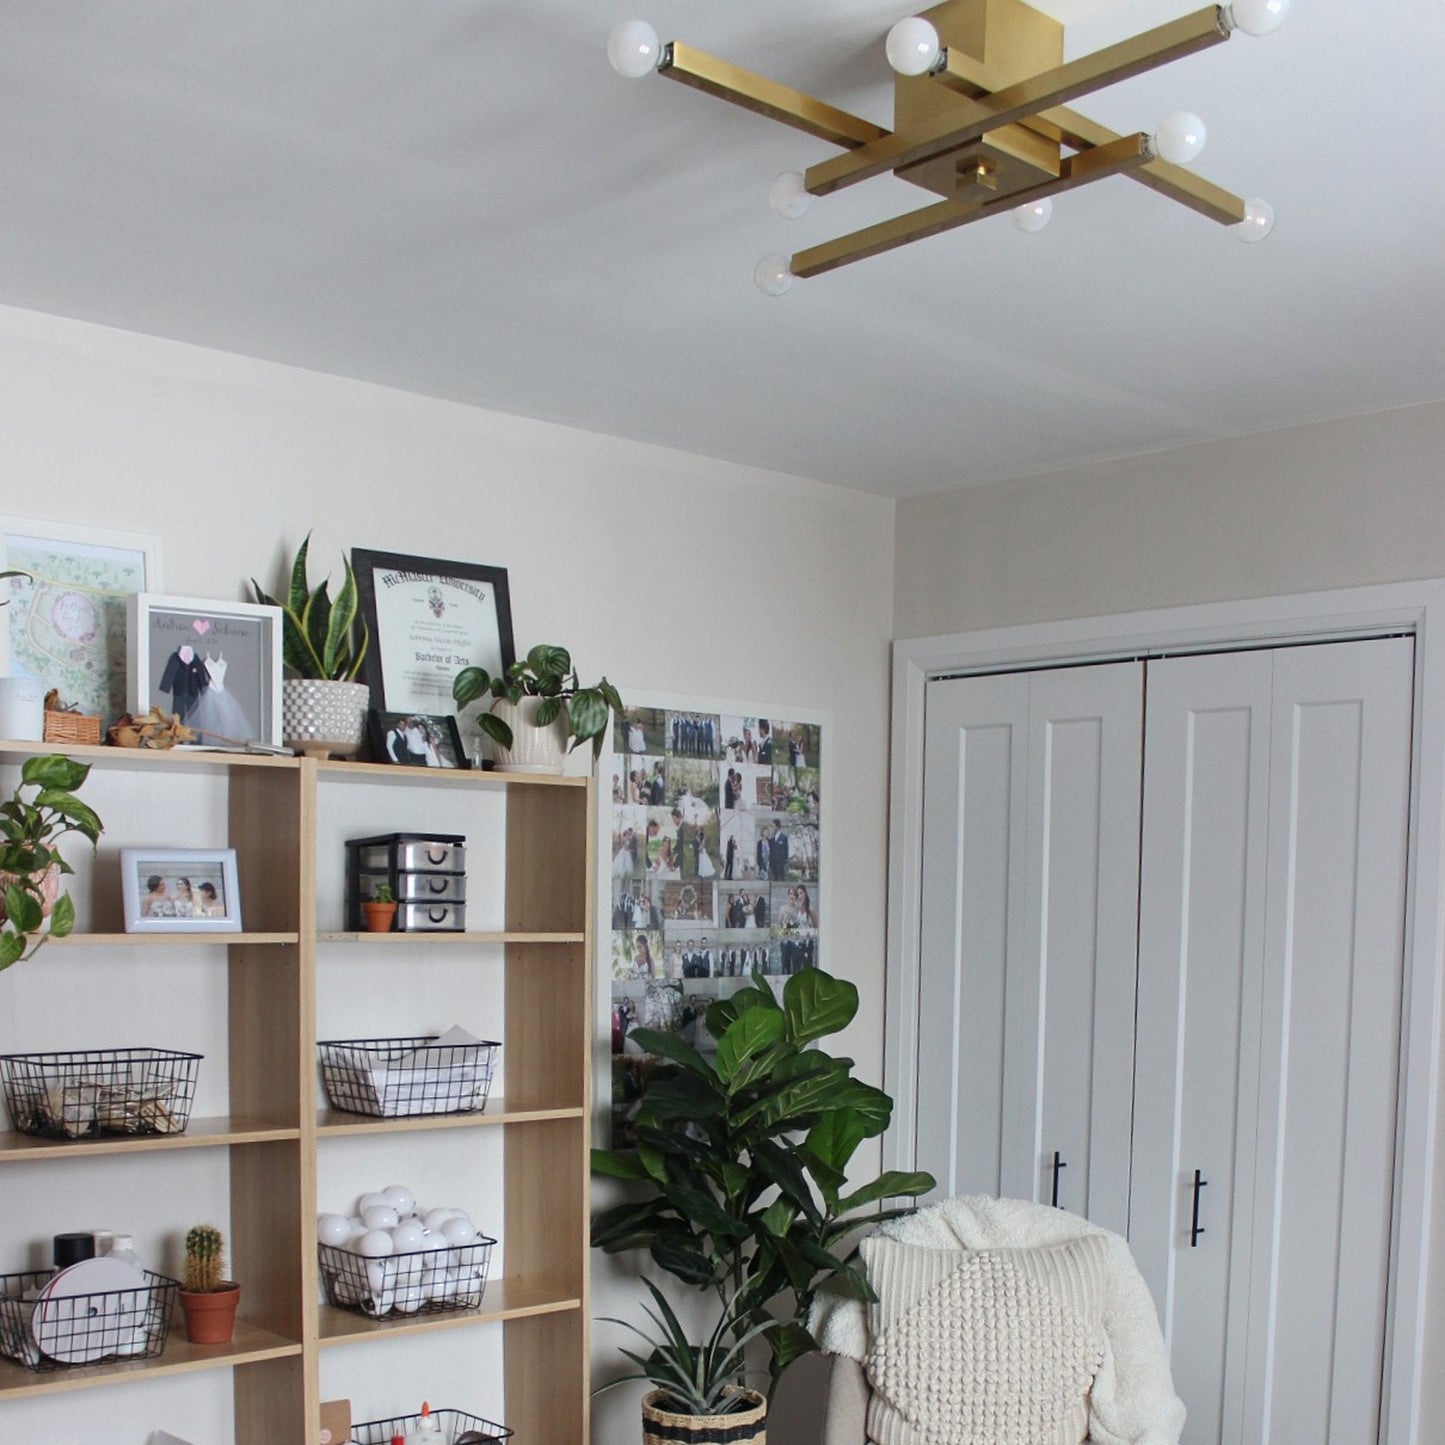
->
(43, 711), (102, 745)
(641, 1388), (767, 1445)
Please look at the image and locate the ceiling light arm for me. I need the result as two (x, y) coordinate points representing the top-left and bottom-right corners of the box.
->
(1034, 105), (1246, 223)
(791, 132), (1152, 277)
(804, 5), (1230, 197)
(659, 42), (889, 148)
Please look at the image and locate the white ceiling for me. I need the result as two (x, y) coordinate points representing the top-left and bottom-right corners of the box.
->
(1, 1), (1441, 497)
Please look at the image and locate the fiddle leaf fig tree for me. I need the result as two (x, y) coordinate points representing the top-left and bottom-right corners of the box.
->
(591, 967), (934, 1391)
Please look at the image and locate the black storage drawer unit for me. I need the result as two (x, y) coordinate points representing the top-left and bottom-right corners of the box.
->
(346, 832), (468, 931)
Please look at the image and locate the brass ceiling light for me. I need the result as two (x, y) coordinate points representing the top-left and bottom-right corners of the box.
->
(608, 0), (1288, 293)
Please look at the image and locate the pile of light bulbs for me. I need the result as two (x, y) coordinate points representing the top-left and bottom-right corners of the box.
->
(318, 1183), (490, 1317)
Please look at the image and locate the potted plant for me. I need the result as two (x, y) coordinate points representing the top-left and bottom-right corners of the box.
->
(453, 644), (624, 774)
(591, 967), (935, 1422)
(361, 881), (397, 933)
(177, 1223), (241, 1344)
(0, 754), (101, 973)
(599, 1280), (774, 1443)
(252, 534), (370, 758)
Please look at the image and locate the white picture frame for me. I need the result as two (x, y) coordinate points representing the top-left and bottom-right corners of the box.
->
(121, 847), (242, 933)
(0, 515), (162, 725)
(127, 593), (283, 749)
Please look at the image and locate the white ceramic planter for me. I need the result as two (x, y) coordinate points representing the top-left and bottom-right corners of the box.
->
(282, 679), (370, 759)
(487, 696), (568, 774)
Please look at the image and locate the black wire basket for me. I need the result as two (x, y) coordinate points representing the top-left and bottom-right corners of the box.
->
(316, 1036), (499, 1118)
(0, 1047), (202, 1139)
(0, 1267), (179, 1372)
(319, 1236), (496, 1318)
(351, 1408), (513, 1444)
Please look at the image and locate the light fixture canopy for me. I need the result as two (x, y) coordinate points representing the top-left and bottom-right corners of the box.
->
(611, 0), (1283, 284)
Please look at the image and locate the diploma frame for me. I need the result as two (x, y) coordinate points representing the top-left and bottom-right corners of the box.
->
(352, 549), (515, 715)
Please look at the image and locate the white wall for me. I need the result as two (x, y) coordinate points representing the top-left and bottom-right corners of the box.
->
(0, 303), (895, 1444)
(892, 397), (1445, 1438)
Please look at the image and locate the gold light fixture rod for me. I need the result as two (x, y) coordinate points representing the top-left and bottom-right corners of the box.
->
(805, 6), (1229, 197)
(1034, 106), (1246, 223)
(660, 42), (889, 149)
(792, 132), (1152, 277)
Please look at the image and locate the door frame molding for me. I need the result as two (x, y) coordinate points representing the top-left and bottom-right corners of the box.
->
(886, 580), (1445, 1445)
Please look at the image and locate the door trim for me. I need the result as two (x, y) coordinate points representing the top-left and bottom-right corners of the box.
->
(887, 580), (1445, 1445)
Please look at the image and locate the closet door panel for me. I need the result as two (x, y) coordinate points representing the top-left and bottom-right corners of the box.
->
(1244, 638), (1413, 1445)
(917, 672), (1029, 1197)
(1008, 664), (1143, 1231)
(1133, 650), (1274, 1445)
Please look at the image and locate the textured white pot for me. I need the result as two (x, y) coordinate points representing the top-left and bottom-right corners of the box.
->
(488, 696), (568, 774)
(282, 678), (370, 759)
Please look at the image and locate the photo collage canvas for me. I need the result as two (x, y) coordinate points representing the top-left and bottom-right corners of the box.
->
(608, 704), (822, 1145)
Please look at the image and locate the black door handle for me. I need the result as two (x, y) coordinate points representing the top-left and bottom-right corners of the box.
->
(1050, 1150), (1067, 1208)
(1190, 1169), (1208, 1247)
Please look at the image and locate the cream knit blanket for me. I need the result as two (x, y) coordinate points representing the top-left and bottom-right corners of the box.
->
(809, 1196), (1185, 1445)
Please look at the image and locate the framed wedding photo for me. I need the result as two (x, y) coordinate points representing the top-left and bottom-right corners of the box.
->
(352, 549), (514, 716)
(121, 847), (242, 933)
(367, 709), (468, 769)
(127, 594), (282, 748)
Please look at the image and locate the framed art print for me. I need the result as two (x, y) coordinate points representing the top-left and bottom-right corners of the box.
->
(352, 549), (514, 716)
(121, 847), (242, 933)
(127, 594), (282, 748)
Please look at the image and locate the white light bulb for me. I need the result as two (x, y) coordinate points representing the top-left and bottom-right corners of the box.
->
(607, 20), (662, 78)
(754, 253), (794, 297)
(1152, 111), (1207, 165)
(1233, 197), (1275, 242)
(768, 171), (813, 220)
(1225, 0), (1291, 37)
(886, 17), (942, 77)
(1012, 198), (1053, 234)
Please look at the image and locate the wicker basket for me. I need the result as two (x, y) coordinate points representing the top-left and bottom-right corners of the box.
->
(641, 1388), (767, 1445)
(42, 711), (102, 745)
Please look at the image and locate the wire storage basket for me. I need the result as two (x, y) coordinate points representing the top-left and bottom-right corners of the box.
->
(0, 1268), (179, 1372)
(319, 1235), (496, 1319)
(317, 1036), (499, 1117)
(351, 1408), (513, 1444)
(0, 1047), (202, 1139)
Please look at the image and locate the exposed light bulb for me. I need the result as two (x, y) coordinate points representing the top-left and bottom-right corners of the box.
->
(1151, 111), (1207, 165)
(768, 171), (813, 220)
(885, 17), (942, 77)
(1225, 0), (1291, 37)
(1012, 198), (1052, 234)
(754, 253), (794, 296)
(1233, 197), (1276, 242)
(607, 19), (662, 78)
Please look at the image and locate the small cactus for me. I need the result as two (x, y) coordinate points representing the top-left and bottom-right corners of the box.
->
(371, 882), (394, 903)
(184, 1224), (226, 1293)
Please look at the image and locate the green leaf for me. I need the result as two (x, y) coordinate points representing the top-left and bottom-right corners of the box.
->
(477, 710), (515, 750)
(591, 1148), (652, 1181)
(804, 1108), (869, 1180)
(714, 1008), (785, 1087)
(0, 931), (23, 971)
(837, 1170), (936, 1212)
(664, 1185), (750, 1241)
(590, 1199), (677, 1250)
(767, 1320), (818, 1374)
(637, 1070), (724, 1123)
(751, 1139), (821, 1223)
(48, 891), (75, 938)
(783, 967), (858, 1045)
(527, 644), (571, 679)
(33, 791), (103, 842)
(322, 557), (360, 678)
(4, 885), (41, 934)
(650, 1239), (718, 1286)
(453, 666), (493, 708)
(20, 755), (90, 792)
(628, 1027), (713, 1077)
(567, 688), (608, 743)
(534, 696), (562, 728)
(287, 533), (313, 618)
(758, 1198), (799, 1239)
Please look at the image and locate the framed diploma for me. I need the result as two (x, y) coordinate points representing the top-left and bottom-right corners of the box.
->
(352, 549), (515, 715)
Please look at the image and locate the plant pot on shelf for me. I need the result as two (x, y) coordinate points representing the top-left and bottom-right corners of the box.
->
(178, 1282), (241, 1344)
(282, 678), (370, 759)
(360, 900), (397, 933)
(641, 1389), (767, 1445)
(485, 696), (568, 775)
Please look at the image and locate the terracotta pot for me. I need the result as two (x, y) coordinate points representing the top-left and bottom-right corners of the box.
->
(485, 696), (568, 774)
(0, 862), (60, 924)
(641, 1388), (767, 1445)
(282, 678), (370, 759)
(361, 900), (397, 933)
(178, 1282), (241, 1344)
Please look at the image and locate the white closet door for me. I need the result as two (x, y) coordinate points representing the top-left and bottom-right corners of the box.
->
(1242, 637), (1413, 1445)
(1133, 638), (1412, 1445)
(917, 663), (1142, 1228)
(1132, 649), (1275, 1445)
